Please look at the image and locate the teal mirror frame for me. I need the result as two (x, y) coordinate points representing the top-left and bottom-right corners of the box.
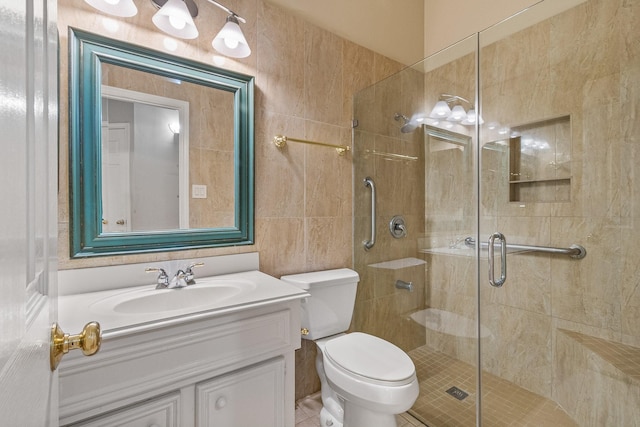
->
(68, 28), (254, 257)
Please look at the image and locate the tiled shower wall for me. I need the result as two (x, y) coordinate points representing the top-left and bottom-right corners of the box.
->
(422, 0), (640, 424)
(57, 0), (404, 400)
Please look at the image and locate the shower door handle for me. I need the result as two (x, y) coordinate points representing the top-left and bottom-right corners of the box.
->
(488, 232), (507, 287)
(363, 177), (376, 250)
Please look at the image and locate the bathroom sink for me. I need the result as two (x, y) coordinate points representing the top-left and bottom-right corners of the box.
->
(90, 279), (257, 315)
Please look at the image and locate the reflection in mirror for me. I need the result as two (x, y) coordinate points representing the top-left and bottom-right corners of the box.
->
(101, 84), (189, 232)
(69, 28), (254, 257)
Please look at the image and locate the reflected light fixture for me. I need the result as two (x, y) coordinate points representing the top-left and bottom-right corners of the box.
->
(84, 0), (137, 17)
(448, 105), (466, 122)
(429, 100), (451, 118)
(428, 94), (483, 127)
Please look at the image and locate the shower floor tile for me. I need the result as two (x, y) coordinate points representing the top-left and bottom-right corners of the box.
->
(408, 346), (579, 427)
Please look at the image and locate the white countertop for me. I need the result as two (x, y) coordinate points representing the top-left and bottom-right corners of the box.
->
(58, 270), (308, 339)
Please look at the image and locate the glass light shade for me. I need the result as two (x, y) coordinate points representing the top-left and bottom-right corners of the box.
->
(85, 0), (137, 17)
(152, 0), (199, 39)
(429, 100), (452, 118)
(461, 108), (484, 125)
(212, 15), (251, 58)
(448, 105), (467, 122)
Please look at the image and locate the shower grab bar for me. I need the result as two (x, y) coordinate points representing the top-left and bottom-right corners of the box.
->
(363, 177), (376, 250)
(464, 237), (587, 259)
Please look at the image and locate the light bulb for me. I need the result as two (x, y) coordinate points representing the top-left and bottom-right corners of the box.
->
(169, 15), (186, 30)
(224, 37), (239, 49)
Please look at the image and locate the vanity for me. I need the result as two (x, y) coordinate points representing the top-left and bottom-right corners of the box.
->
(57, 253), (307, 427)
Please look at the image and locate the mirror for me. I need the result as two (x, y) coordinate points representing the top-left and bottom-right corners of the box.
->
(69, 29), (254, 257)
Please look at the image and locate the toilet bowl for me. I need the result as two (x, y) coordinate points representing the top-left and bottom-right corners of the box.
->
(320, 332), (419, 427)
(281, 269), (419, 427)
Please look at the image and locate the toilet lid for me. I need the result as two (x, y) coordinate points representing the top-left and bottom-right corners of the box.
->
(324, 332), (415, 383)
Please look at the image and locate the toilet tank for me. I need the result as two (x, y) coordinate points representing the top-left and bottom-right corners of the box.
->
(281, 268), (359, 340)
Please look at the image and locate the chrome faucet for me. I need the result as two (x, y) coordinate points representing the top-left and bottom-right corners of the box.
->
(145, 267), (170, 289)
(184, 262), (204, 285)
(169, 270), (188, 289)
(146, 262), (205, 289)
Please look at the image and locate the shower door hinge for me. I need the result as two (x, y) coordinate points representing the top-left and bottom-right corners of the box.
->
(351, 119), (359, 128)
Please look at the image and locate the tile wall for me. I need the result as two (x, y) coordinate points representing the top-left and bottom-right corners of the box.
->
(420, 0), (640, 424)
(57, 0), (404, 399)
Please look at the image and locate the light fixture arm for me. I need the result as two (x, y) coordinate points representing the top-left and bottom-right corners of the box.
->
(205, 0), (246, 23)
(440, 93), (471, 107)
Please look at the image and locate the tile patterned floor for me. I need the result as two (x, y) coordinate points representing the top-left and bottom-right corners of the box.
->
(295, 393), (424, 427)
(408, 345), (578, 427)
(296, 345), (582, 427)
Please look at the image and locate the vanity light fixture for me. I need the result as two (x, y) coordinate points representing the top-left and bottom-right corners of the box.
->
(84, 0), (138, 17)
(149, 0), (251, 58)
(86, 0), (252, 58)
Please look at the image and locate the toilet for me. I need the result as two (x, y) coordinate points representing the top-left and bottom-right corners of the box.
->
(281, 268), (419, 427)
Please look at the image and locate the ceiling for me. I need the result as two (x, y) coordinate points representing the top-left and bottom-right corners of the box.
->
(265, 0), (426, 66)
(264, 0), (586, 65)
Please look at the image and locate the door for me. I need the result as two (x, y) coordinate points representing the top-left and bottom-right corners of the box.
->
(0, 0), (59, 425)
(477, 1), (617, 425)
(101, 123), (132, 233)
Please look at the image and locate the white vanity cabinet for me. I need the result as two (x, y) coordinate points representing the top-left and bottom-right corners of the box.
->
(59, 299), (301, 427)
(196, 357), (285, 427)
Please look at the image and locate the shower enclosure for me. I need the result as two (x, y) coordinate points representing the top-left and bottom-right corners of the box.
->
(352, 0), (640, 425)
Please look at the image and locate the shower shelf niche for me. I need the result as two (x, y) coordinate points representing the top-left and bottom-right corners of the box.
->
(507, 115), (571, 203)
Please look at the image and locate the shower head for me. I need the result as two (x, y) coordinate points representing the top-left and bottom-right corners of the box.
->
(394, 112), (418, 133)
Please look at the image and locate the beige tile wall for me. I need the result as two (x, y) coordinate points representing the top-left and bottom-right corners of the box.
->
(57, 0), (404, 400)
(420, 0), (639, 424)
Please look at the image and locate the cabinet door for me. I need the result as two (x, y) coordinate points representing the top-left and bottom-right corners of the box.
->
(68, 392), (180, 427)
(196, 358), (285, 427)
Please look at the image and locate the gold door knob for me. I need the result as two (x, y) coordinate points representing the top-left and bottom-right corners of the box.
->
(50, 321), (102, 371)
(116, 219), (125, 225)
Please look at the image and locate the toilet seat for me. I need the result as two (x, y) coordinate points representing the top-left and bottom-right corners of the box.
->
(323, 332), (415, 386)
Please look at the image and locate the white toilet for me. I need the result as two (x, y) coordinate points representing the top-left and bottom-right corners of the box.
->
(281, 268), (419, 427)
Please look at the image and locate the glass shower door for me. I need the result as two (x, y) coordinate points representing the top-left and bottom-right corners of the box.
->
(476, 5), (580, 425)
(477, 0), (639, 425)
(352, 34), (481, 427)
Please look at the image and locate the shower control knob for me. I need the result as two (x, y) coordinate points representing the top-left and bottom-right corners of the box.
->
(389, 215), (407, 238)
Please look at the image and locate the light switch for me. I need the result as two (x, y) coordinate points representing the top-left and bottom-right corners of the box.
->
(192, 184), (207, 199)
